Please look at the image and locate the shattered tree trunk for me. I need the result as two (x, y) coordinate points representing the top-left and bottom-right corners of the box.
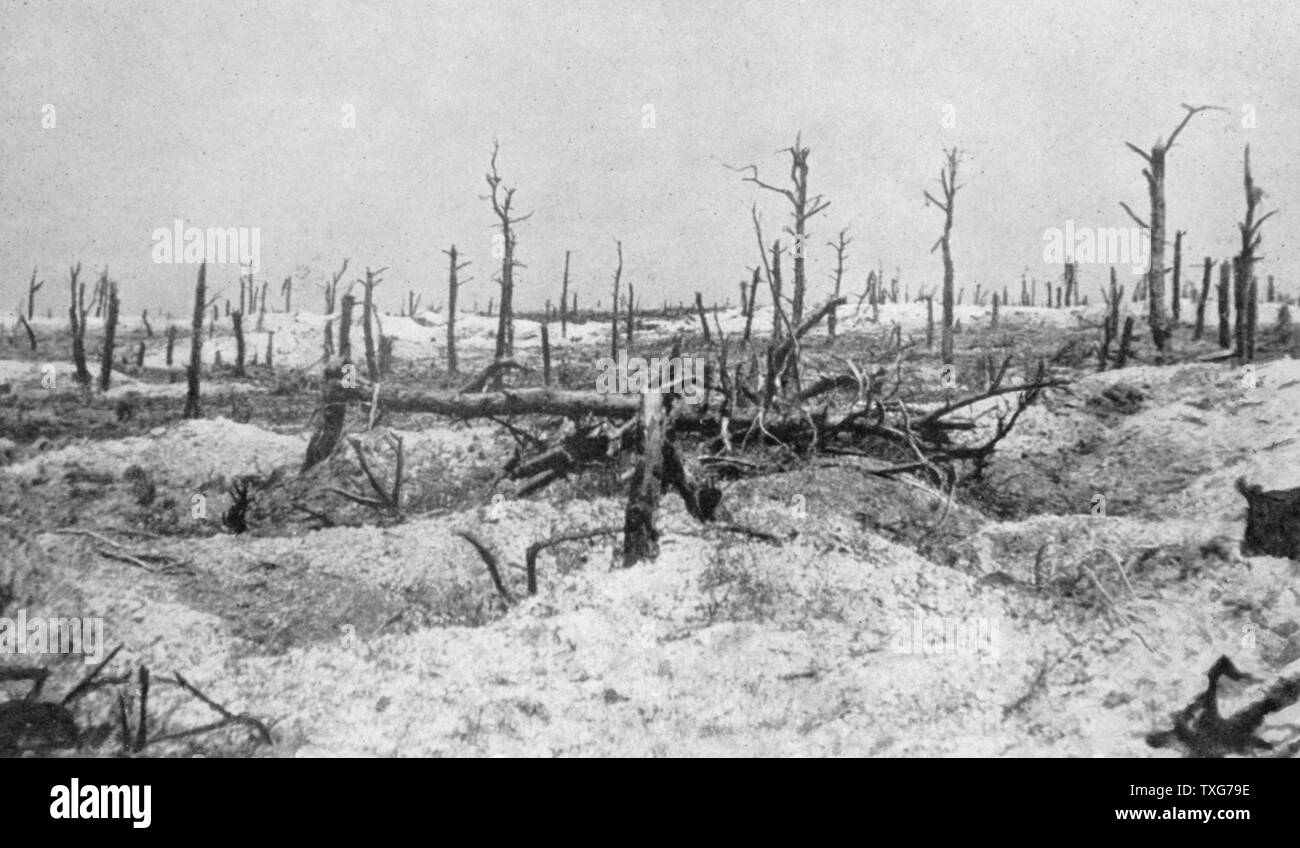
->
(695, 292), (711, 345)
(98, 280), (119, 392)
(610, 241), (622, 358)
(560, 249), (570, 339)
(622, 390), (666, 567)
(1171, 230), (1183, 323)
(1194, 257), (1212, 341)
(1218, 260), (1232, 349)
(444, 245), (469, 375)
(742, 267), (760, 346)
(184, 263), (206, 418)
(338, 293), (355, 363)
(232, 310), (246, 377)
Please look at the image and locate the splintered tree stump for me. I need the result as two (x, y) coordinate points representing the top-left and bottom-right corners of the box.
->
(303, 361), (348, 472)
(623, 390), (666, 567)
(1237, 477), (1300, 560)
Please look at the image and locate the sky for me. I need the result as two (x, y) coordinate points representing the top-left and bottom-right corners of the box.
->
(1, 0), (1296, 318)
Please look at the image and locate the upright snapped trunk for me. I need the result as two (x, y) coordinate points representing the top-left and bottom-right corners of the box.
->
(184, 263), (206, 418)
(98, 280), (119, 392)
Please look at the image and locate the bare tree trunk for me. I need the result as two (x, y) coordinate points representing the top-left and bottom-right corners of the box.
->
(339, 293), (355, 363)
(924, 149), (961, 366)
(1247, 276), (1258, 361)
(622, 390), (665, 567)
(486, 141), (530, 362)
(444, 245), (470, 375)
(1234, 257), (1246, 359)
(560, 249), (570, 339)
(695, 292), (712, 345)
(828, 227), (849, 339)
(742, 266), (760, 346)
(98, 279), (119, 392)
(626, 283), (635, 347)
(265, 329), (274, 370)
(610, 240), (622, 359)
(232, 310), (246, 377)
(184, 263), (206, 418)
(69, 265), (90, 387)
(541, 321), (552, 387)
(27, 267), (43, 321)
(1115, 315), (1135, 368)
(926, 295), (934, 348)
(165, 324), (176, 366)
(1194, 257), (1212, 341)
(360, 267), (386, 382)
(17, 315), (36, 350)
(1171, 230), (1184, 323)
(1218, 260), (1232, 349)
(1122, 104), (1219, 356)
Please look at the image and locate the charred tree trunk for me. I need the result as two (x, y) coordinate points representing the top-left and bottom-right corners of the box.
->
(232, 310), (246, 377)
(98, 279), (119, 392)
(338, 293), (355, 364)
(1218, 260), (1232, 349)
(184, 263), (206, 418)
(1194, 257), (1212, 341)
(924, 149), (961, 366)
(1171, 230), (1184, 323)
(610, 240), (622, 358)
(742, 266), (760, 347)
(560, 249), (570, 339)
(444, 245), (470, 375)
(622, 390), (666, 567)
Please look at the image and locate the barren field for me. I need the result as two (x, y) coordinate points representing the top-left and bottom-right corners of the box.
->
(5, 295), (1300, 757)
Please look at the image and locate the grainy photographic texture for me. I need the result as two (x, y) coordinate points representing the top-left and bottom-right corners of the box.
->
(2, 0), (1300, 759)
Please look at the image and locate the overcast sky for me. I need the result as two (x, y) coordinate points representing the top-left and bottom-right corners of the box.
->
(1, 0), (1296, 317)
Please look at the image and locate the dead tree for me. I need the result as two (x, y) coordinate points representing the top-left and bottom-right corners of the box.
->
(924, 148), (962, 366)
(265, 329), (274, 370)
(281, 275), (292, 312)
(560, 249), (571, 338)
(622, 391), (666, 567)
(626, 283), (635, 346)
(827, 227), (850, 339)
(406, 290), (421, 317)
(67, 264), (90, 387)
(1236, 145), (1276, 362)
(1194, 257), (1212, 341)
(358, 266), (387, 382)
(338, 292), (356, 363)
(26, 267), (43, 321)
(726, 133), (830, 324)
(184, 263), (206, 418)
(322, 259), (348, 358)
(541, 321), (552, 387)
(610, 240), (623, 358)
(741, 266), (760, 346)
(1171, 230), (1184, 323)
(695, 292), (711, 344)
(1120, 104), (1223, 355)
(165, 325), (176, 366)
(232, 310), (246, 377)
(485, 140), (532, 361)
(443, 245), (471, 375)
(97, 277), (119, 392)
(1218, 260), (1232, 349)
(256, 280), (268, 331)
(140, 309), (153, 338)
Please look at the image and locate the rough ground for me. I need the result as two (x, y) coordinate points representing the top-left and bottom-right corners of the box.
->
(2, 300), (1299, 757)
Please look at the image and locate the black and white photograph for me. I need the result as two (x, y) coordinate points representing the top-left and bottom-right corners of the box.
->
(0, 0), (1296, 783)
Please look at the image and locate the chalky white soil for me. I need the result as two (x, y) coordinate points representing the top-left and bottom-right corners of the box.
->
(3, 307), (1299, 757)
